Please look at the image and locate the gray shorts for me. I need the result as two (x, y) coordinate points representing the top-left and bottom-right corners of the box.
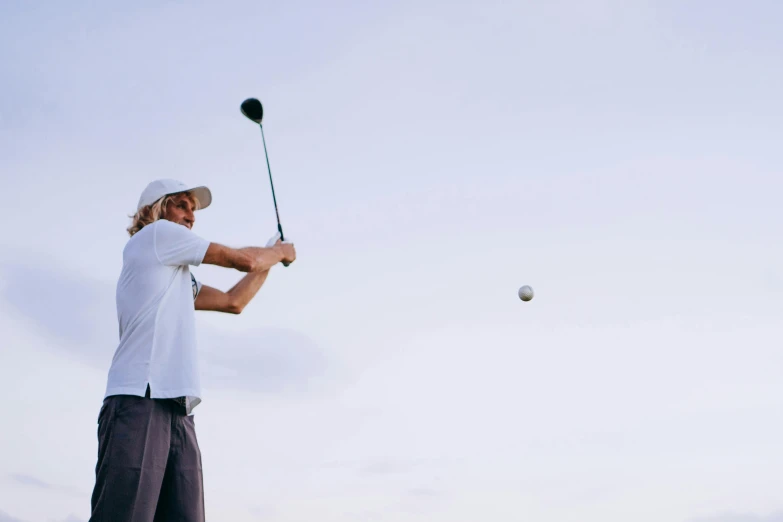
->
(89, 389), (204, 522)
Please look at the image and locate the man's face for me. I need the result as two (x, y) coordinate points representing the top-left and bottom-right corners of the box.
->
(164, 193), (197, 229)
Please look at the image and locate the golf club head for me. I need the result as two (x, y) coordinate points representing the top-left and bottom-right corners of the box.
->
(240, 98), (264, 124)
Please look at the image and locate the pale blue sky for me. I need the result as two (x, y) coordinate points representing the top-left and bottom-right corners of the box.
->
(1, 1), (781, 521)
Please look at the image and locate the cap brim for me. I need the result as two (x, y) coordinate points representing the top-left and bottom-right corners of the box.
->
(182, 186), (212, 210)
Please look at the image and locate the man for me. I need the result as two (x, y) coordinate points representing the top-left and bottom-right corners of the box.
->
(89, 179), (295, 522)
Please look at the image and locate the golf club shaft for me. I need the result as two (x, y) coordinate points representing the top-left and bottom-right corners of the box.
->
(259, 124), (289, 266)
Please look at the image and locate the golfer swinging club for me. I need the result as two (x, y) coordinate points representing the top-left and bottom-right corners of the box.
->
(89, 179), (296, 521)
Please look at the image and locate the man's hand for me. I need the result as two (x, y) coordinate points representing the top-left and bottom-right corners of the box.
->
(274, 241), (296, 266)
(266, 233), (296, 267)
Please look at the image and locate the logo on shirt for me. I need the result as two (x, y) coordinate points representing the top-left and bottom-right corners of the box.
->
(191, 273), (199, 300)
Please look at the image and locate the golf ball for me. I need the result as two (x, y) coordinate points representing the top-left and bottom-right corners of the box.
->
(518, 285), (534, 301)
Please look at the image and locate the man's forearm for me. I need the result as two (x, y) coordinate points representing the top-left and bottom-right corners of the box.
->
(203, 243), (283, 272)
(225, 270), (270, 313)
(239, 246), (283, 272)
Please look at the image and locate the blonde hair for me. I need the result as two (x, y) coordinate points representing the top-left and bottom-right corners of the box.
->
(127, 192), (200, 237)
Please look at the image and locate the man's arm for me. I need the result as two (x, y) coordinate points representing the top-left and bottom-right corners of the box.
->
(196, 241), (296, 314)
(195, 270), (270, 314)
(201, 243), (287, 272)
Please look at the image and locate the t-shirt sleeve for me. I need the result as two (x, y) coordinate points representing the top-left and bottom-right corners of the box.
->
(153, 220), (211, 267)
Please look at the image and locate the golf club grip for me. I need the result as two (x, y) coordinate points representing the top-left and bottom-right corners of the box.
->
(279, 227), (290, 267)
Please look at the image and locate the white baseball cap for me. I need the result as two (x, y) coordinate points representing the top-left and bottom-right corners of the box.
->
(137, 179), (213, 211)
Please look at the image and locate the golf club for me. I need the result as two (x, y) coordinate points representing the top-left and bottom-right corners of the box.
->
(240, 97), (290, 267)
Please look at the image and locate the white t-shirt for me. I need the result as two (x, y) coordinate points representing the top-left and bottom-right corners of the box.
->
(104, 219), (211, 415)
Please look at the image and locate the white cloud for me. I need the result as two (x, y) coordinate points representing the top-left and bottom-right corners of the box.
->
(8, 474), (84, 498)
(0, 510), (25, 522)
(689, 512), (783, 522)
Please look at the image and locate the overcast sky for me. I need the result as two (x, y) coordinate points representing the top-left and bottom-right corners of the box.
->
(1, 1), (781, 521)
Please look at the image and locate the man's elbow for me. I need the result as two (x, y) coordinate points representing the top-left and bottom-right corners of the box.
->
(224, 300), (246, 315)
